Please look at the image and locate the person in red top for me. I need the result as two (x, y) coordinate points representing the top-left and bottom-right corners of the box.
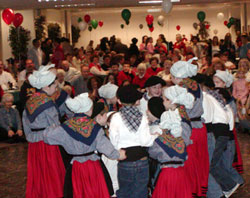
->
(89, 55), (109, 77)
(146, 57), (163, 77)
(51, 38), (65, 68)
(174, 34), (186, 55)
(132, 63), (150, 89)
(117, 62), (135, 86)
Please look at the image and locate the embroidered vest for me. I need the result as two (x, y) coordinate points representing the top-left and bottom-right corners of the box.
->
(61, 114), (101, 146)
(25, 91), (57, 123)
(55, 90), (68, 107)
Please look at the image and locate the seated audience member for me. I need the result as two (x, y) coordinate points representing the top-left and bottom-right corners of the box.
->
(0, 60), (17, 90)
(128, 37), (140, 57)
(206, 59), (226, 76)
(146, 57), (163, 77)
(239, 32), (250, 59)
(199, 56), (211, 74)
(139, 35), (148, 51)
(61, 60), (80, 83)
(159, 53), (167, 68)
(237, 81), (250, 133)
(154, 39), (167, 54)
(101, 55), (111, 71)
(157, 59), (172, 85)
(65, 53), (77, 69)
(235, 58), (250, 81)
(18, 59), (35, 87)
(89, 55), (109, 76)
(220, 52), (236, 70)
(104, 73), (118, 85)
(174, 34), (186, 55)
(56, 69), (71, 89)
(0, 93), (24, 143)
(117, 62), (136, 86)
(72, 65), (90, 96)
(129, 54), (139, 68)
(233, 68), (249, 105)
(133, 63), (150, 89)
(88, 76), (102, 102)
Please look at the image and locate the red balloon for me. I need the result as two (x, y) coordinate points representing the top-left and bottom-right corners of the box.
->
(176, 25), (181, 31)
(98, 21), (103, 27)
(149, 27), (154, 32)
(13, 13), (23, 28)
(224, 21), (228, 26)
(205, 24), (210, 29)
(84, 15), (91, 23)
(146, 15), (154, 25)
(2, 8), (14, 25)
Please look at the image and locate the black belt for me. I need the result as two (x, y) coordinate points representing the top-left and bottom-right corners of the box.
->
(72, 151), (96, 157)
(190, 117), (201, 122)
(161, 161), (183, 165)
(31, 128), (46, 132)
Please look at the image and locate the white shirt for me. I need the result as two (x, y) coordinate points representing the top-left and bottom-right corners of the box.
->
(138, 93), (151, 115)
(28, 47), (43, 70)
(201, 92), (214, 123)
(0, 71), (17, 90)
(109, 112), (155, 150)
(64, 67), (80, 83)
(90, 66), (109, 76)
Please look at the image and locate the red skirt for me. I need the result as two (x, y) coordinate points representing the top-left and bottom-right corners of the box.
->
(232, 128), (244, 174)
(72, 160), (110, 198)
(191, 125), (209, 196)
(26, 141), (65, 198)
(152, 167), (192, 198)
(184, 143), (202, 197)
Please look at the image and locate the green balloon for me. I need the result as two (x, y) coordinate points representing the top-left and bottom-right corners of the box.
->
(197, 11), (206, 22)
(78, 17), (82, 23)
(148, 23), (153, 28)
(91, 19), (98, 29)
(227, 22), (232, 29)
(88, 26), (92, 32)
(125, 20), (129, 25)
(120, 24), (124, 29)
(229, 17), (235, 24)
(121, 9), (131, 22)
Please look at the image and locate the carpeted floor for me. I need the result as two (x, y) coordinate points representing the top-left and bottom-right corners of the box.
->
(0, 132), (249, 198)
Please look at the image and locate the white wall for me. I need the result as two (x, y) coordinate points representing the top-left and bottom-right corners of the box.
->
(72, 4), (241, 49)
(0, 10), (35, 64)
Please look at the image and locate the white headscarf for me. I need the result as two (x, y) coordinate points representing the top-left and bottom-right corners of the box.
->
(214, 70), (234, 88)
(160, 109), (182, 138)
(163, 85), (194, 109)
(28, 64), (56, 89)
(98, 83), (118, 99)
(66, 93), (93, 113)
(170, 57), (198, 78)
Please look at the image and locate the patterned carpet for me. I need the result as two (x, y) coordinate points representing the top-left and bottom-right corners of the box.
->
(0, 132), (249, 198)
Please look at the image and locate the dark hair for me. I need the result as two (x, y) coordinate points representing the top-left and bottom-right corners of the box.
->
(191, 36), (199, 42)
(149, 57), (159, 64)
(132, 37), (138, 44)
(87, 76), (102, 91)
(186, 52), (195, 57)
(142, 35), (147, 44)
(215, 88), (231, 103)
(54, 38), (61, 44)
(103, 55), (111, 60)
(32, 38), (40, 45)
(90, 55), (99, 62)
(104, 73), (118, 85)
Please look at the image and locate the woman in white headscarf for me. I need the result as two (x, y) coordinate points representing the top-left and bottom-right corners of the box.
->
(170, 57), (209, 197)
(22, 64), (66, 198)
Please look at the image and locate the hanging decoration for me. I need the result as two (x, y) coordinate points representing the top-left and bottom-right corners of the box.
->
(149, 27), (154, 32)
(157, 15), (165, 27)
(2, 8), (14, 25)
(193, 11), (210, 40)
(91, 19), (98, 29)
(213, 29), (218, 35)
(197, 11), (206, 22)
(13, 13), (23, 28)
(162, 0), (173, 14)
(146, 15), (154, 32)
(217, 12), (224, 21)
(176, 25), (181, 31)
(78, 21), (87, 31)
(193, 22), (198, 30)
(139, 24), (143, 29)
(98, 21), (103, 27)
(224, 21), (228, 26)
(84, 15), (91, 23)
(120, 24), (124, 29)
(224, 17), (236, 29)
(121, 9), (131, 25)
(88, 26), (92, 32)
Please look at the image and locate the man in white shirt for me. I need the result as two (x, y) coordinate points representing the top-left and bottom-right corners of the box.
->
(18, 59), (35, 87)
(28, 39), (43, 70)
(0, 60), (17, 90)
(61, 60), (80, 83)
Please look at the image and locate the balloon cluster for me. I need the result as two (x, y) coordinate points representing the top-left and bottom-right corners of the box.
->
(78, 14), (104, 32)
(2, 8), (23, 28)
(121, 9), (131, 25)
(157, 15), (165, 27)
(146, 15), (154, 32)
(224, 17), (235, 29)
(193, 11), (210, 40)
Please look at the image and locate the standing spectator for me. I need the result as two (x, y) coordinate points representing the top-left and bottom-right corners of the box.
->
(0, 60), (17, 90)
(100, 37), (110, 53)
(128, 38), (139, 57)
(61, 37), (73, 55)
(72, 65), (90, 96)
(145, 37), (154, 54)
(86, 40), (94, 53)
(28, 39), (43, 70)
(139, 35), (148, 51)
(220, 33), (236, 62)
(220, 52), (236, 70)
(41, 38), (53, 65)
(61, 60), (80, 83)
(239, 32), (250, 59)
(0, 93), (24, 143)
(211, 36), (221, 57)
(113, 38), (128, 55)
(52, 38), (65, 68)
(191, 36), (203, 59)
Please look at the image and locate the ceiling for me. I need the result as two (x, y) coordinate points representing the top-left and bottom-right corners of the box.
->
(0, 0), (249, 10)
